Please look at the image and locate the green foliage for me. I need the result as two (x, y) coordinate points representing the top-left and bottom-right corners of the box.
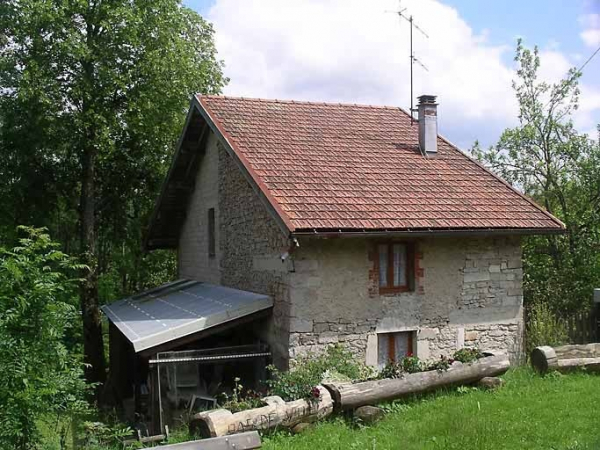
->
(425, 355), (452, 372)
(379, 353), (466, 379)
(472, 41), (600, 317)
(453, 347), (484, 364)
(218, 377), (265, 413)
(526, 302), (568, 354)
(0, 227), (89, 450)
(81, 421), (137, 450)
(267, 345), (373, 401)
(262, 369), (600, 450)
(0, 0), (228, 380)
(399, 356), (424, 374)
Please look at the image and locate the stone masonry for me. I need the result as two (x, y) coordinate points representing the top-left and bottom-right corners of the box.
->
(178, 134), (292, 366)
(287, 236), (524, 364)
(178, 128), (525, 368)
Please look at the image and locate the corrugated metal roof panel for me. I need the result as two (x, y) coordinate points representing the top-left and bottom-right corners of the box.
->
(101, 280), (272, 353)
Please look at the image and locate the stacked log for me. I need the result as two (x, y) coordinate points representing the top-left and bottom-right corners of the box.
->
(323, 353), (510, 411)
(531, 344), (600, 374)
(190, 385), (333, 438)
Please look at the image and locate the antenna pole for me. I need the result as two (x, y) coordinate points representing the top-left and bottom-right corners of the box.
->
(410, 16), (414, 125)
(386, 3), (429, 126)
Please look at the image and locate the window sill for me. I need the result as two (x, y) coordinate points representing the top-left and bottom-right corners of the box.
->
(378, 287), (413, 295)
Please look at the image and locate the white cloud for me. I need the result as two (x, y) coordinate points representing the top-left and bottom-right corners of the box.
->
(206, 0), (600, 147)
(580, 13), (600, 47)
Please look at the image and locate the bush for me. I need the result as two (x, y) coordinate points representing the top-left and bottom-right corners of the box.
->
(526, 302), (568, 355)
(218, 378), (265, 413)
(267, 345), (373, 401)
(426, 355), (453, 372)
(378, 356), (424, 379)
(453, 347), (484, 363)
(400, 356), (423, 374)
(0, 227), (89, 450)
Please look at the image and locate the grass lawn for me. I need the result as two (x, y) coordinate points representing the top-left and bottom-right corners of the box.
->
(262, 369), (600, 450)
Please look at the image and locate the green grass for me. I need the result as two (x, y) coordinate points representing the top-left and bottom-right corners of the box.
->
(262, 369), (600, 450)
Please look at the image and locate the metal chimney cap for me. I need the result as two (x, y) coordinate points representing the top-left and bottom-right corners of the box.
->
(418, 95), (437, 105)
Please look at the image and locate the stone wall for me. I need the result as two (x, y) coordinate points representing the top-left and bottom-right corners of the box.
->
(217, 143), (292, 367)
(288, 236), (524, 364)
(178, 131), (525, 368)
(177, 130), (292, 367)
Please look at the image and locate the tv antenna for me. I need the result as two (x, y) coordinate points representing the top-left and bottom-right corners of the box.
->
(386, 2), (429, 124)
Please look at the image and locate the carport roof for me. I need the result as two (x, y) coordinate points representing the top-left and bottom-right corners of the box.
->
(101, 279), (273, 353)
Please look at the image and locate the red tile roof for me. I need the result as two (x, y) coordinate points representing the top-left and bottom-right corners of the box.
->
(197, 95), (564, 234)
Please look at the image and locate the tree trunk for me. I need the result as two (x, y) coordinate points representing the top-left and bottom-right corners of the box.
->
(190, 386), (334, 438)
(80, 144), (106, 388)
(324, 354), (510, 411)
(531, 344), (600, 374)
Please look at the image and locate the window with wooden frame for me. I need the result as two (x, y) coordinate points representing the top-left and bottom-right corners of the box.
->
(377, 331), (415, 366)
(376, 242), (415, 294)
(208, 208), (216, 258)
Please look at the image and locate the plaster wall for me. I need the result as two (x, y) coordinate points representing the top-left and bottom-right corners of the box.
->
(178, 132), (221, 283)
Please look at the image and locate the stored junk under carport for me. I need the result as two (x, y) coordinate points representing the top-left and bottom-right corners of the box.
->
(101, 279), (273, 434)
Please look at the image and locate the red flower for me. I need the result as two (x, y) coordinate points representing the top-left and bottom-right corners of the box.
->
(310, 387), (321, 399)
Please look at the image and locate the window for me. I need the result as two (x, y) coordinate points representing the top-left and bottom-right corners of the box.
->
(377, 331), (414, 367)
(208, 208), (215, 257)
(377, 242), (415, 293)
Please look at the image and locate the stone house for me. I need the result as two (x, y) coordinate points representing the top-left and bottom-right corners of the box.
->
(140, 93), (564, 370)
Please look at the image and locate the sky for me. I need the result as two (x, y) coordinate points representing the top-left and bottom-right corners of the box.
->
(184, 0), (600, 149)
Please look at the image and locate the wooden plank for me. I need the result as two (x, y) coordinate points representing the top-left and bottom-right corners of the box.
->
(140, 431), (261, 450)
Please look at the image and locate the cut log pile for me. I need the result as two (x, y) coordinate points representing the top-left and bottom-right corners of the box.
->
(531, 344), (600, 374)
(190, 354), (510, 437)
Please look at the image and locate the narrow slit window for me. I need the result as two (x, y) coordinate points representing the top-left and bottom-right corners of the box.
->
(208, 208), (215, 258)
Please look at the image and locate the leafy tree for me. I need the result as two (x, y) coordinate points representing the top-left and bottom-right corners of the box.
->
(0, 0), (227, 387)
(0, 227), (89, 450)
(473, 41), (600, 314)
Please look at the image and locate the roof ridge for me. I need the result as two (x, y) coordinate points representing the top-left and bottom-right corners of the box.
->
(197, 93), (413, 112)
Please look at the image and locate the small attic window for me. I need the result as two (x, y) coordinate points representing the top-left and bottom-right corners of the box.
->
(208, 208), (215, 258)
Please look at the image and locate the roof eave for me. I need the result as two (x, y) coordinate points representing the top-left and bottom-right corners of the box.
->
(291, 227), (566, 238)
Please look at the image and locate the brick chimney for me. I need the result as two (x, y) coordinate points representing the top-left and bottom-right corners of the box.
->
(417, 95), (438, 156)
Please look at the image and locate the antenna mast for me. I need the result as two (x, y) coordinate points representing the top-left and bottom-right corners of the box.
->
(387, 3), (429, 124)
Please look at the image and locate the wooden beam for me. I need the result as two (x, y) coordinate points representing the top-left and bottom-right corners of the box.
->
(140, 431), (261, 450)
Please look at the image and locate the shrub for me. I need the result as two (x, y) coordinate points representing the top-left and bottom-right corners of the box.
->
(219, 378), (265, 413)
(453, 347), (484, 363)
(267, 345), (372, 401)
(400, 356), (423, 374)
(0, 227), (89, 450)
(526, 302), (568, 355)
(426, 355), (453, 372)
(379, 361), (403, 379)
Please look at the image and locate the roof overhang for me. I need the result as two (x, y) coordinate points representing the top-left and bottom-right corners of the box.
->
(291, 227), (566, 238)
(101, 280), (273, 354)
